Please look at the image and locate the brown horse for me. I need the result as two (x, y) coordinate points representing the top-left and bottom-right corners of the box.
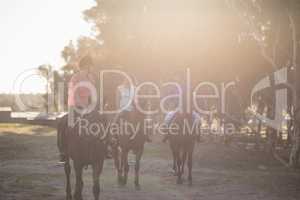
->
(59, 111), (108, 200)
(111, 110), (146, 190)
(167, 112), (200, 185)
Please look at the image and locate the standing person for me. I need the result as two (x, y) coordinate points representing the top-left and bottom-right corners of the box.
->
(57, 55), (97, 163)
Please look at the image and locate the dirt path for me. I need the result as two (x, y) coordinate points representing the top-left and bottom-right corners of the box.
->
(0, 124), (300, 200)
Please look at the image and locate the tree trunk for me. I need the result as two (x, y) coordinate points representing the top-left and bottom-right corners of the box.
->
(289, 66), (300, 166)
(289, 123), (300, 167)
(288, 11), (300, 168)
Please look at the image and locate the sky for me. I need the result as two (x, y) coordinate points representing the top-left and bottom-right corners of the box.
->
(0, 0), (94, 93)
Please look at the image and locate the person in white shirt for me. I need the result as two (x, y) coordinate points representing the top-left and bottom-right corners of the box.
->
(117, 79), (135, 112)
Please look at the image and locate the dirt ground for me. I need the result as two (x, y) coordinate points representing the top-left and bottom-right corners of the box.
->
(0, 124), (300, 200)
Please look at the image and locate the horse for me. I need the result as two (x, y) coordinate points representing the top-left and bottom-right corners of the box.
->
(58, 111), (108, 200)
(166, 112), (201, 185)
(111, 110), (147, 190)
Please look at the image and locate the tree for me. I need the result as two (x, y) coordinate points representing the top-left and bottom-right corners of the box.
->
(83, 0), (250, 80)
(228, 0), (300, 167)
(38, 64), (54, 113)
(61, 1), (300, 165)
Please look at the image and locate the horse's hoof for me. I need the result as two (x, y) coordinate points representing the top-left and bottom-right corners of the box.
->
(176, 178), (183, 185)
(188, 181), (193, 187)
(118, 182), (125, 187)
(118, 180), (125, 187)
(172, 169), (178, 176)
(118, 178), (127, 187)
(135, 184), (141, 191)
(118, 177), (123, 186)
(123, 178), (128, 186)
(73, 196), (82, 200)
(66, 195), (72, 200)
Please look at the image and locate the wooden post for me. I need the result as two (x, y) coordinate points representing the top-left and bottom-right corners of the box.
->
(288, 13), (300, 168)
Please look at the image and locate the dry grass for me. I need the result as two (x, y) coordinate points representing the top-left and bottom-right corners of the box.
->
(0, 123), (55, 136)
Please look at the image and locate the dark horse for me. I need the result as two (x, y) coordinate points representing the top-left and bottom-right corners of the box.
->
(167, 112), (200, 185)
(111, 110), (146, 190)
(58, 111), (107, 200)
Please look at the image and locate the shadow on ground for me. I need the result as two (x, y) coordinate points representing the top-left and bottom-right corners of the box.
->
(0, 125), (300, 200)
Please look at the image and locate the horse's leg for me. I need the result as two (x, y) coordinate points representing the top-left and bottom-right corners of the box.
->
(176, 150), (183, 184)
(73, 162), (83, 200)
(121, 150), (129, 185)
(134, 147), (144, 190)
(173, 155), (177, 174)
(181, 151), (187, 176)
(187, 149), (193, 186)
(64, 158), (72, 200)
(112, 146), (122, 185)
(92, 160), (104, 200)
(119, 148), (125, 185)
(171, 144), (177, 174)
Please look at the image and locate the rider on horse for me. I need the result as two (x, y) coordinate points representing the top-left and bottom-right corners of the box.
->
(162, 71), (202, 143)
(57, 55), (109, 163)
(114, 75), (151, 143)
